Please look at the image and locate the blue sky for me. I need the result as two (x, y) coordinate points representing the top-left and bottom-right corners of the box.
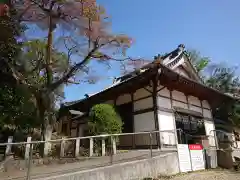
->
(63, 0), (240, 102)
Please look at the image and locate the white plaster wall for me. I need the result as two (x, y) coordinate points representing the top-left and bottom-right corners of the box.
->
(134, 111), (156, 145)
(116, 94), (131, 105)
(158, 111), (176, 145)
(188, 96), (201, 107)
(202, 100), (211, 109)
(134, 87), (151, 100)
(158, 96), (171, 109)
(172, 90), (187, 103)
(134, 112), (155, 132)
(174, 67), (189, 78)
(203, 109), (212, 118)
(134, 97), (153, 112)
(172, 100), (188, 109)
(204, 120), (216, 146)
(158, 87), (170, 98)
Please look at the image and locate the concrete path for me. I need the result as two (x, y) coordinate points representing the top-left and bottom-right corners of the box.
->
(0, 150), (174, 180)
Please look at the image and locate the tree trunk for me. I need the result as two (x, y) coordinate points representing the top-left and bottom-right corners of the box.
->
(43, 123), (53, 157)
(45, 13), (53, 86)
(35, 91), (54, 157)
(38, 101), (54, 157)
(41, 13), (54, 157)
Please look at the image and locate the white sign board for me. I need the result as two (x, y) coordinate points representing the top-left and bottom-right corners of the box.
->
(177, 144), (192, 172)
(189, 144), (205, 171)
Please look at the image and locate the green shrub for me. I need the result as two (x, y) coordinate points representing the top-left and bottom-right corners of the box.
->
(88, 104), (123, 135)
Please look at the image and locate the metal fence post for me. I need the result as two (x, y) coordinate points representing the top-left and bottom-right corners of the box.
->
(111, 136), (116, 155)
(89, 138), (93, 157)
(26, 143), (33, 180)
(214, 131), (219, 150)
(102, 138), (106, 156)
(5, 136), (13, 156)
(110, 136), (114, 164)
(75, 138), (80, 157)
(25, 137), (32, 160)
(60, 137), (65, 158)
(149, 132), (153, 158)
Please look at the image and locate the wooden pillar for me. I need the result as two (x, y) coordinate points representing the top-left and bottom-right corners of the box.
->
(170, 89), (179, 146)
(131, 91), (136, 148)
(185, 93), (190, 109)
(65, 115), (71, 136)
(69, 117), (72, 136)
(76, 122), (80, 137)
(114, 97), (117, 107)
(169, 88), (173, 108)
(152, 78), (160, 148)
(58, 118), (63, 134)
(200, 99), (204, 115)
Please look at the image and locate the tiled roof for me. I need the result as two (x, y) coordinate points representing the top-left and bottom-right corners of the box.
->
(62, 44), (236, 109)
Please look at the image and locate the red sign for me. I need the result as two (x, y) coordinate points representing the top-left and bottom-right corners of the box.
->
(188, 144), (203, 150)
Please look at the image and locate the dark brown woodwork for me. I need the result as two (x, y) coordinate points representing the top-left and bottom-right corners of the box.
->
(185, 94), (190, 109)
(116, 102), (133, 133)
(114, 97), (117, 107)
(157, 86), (166, 93)
(131, 92), (136, 148)
(133, 107), (154, 115)
(133, 95), (152, 102)
(174, 106), (203, 118)
(159, 67), (233, 108)
(143, 86), (153, 94)
(152, 77), (160, 148)
(157, 93), (211, 110)
(169, 90), (173, 108)
(76, 123), (80, 137)
(200, 100), (204, 114)
(64, 65), (232, 113)
(157, 106), (173, 113)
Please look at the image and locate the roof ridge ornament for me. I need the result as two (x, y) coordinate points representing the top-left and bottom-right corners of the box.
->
(178, 44), (185, 51)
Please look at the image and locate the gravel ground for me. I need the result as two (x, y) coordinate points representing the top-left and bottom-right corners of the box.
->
(158, 169), (240, 180)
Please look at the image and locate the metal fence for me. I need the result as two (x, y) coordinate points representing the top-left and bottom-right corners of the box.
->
(1, 129), (239, 180)
(0, 130), (177, 180)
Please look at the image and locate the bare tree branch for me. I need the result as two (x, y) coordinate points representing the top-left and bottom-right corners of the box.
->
(47, 44), (99, 92)
(66, 79), (80, 84)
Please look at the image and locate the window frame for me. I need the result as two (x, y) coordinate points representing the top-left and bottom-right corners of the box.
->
(175, 112), (206, 144)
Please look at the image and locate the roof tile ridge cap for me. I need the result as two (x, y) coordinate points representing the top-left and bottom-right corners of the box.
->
(182, 51), (205, 83)
(164, 45), (185, 66)
(167, 52), (184, 68)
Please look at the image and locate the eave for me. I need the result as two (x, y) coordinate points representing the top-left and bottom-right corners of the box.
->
(62, 64), (235, 111)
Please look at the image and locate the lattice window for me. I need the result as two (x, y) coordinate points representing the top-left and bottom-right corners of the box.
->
(175, 113), (205, 135)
